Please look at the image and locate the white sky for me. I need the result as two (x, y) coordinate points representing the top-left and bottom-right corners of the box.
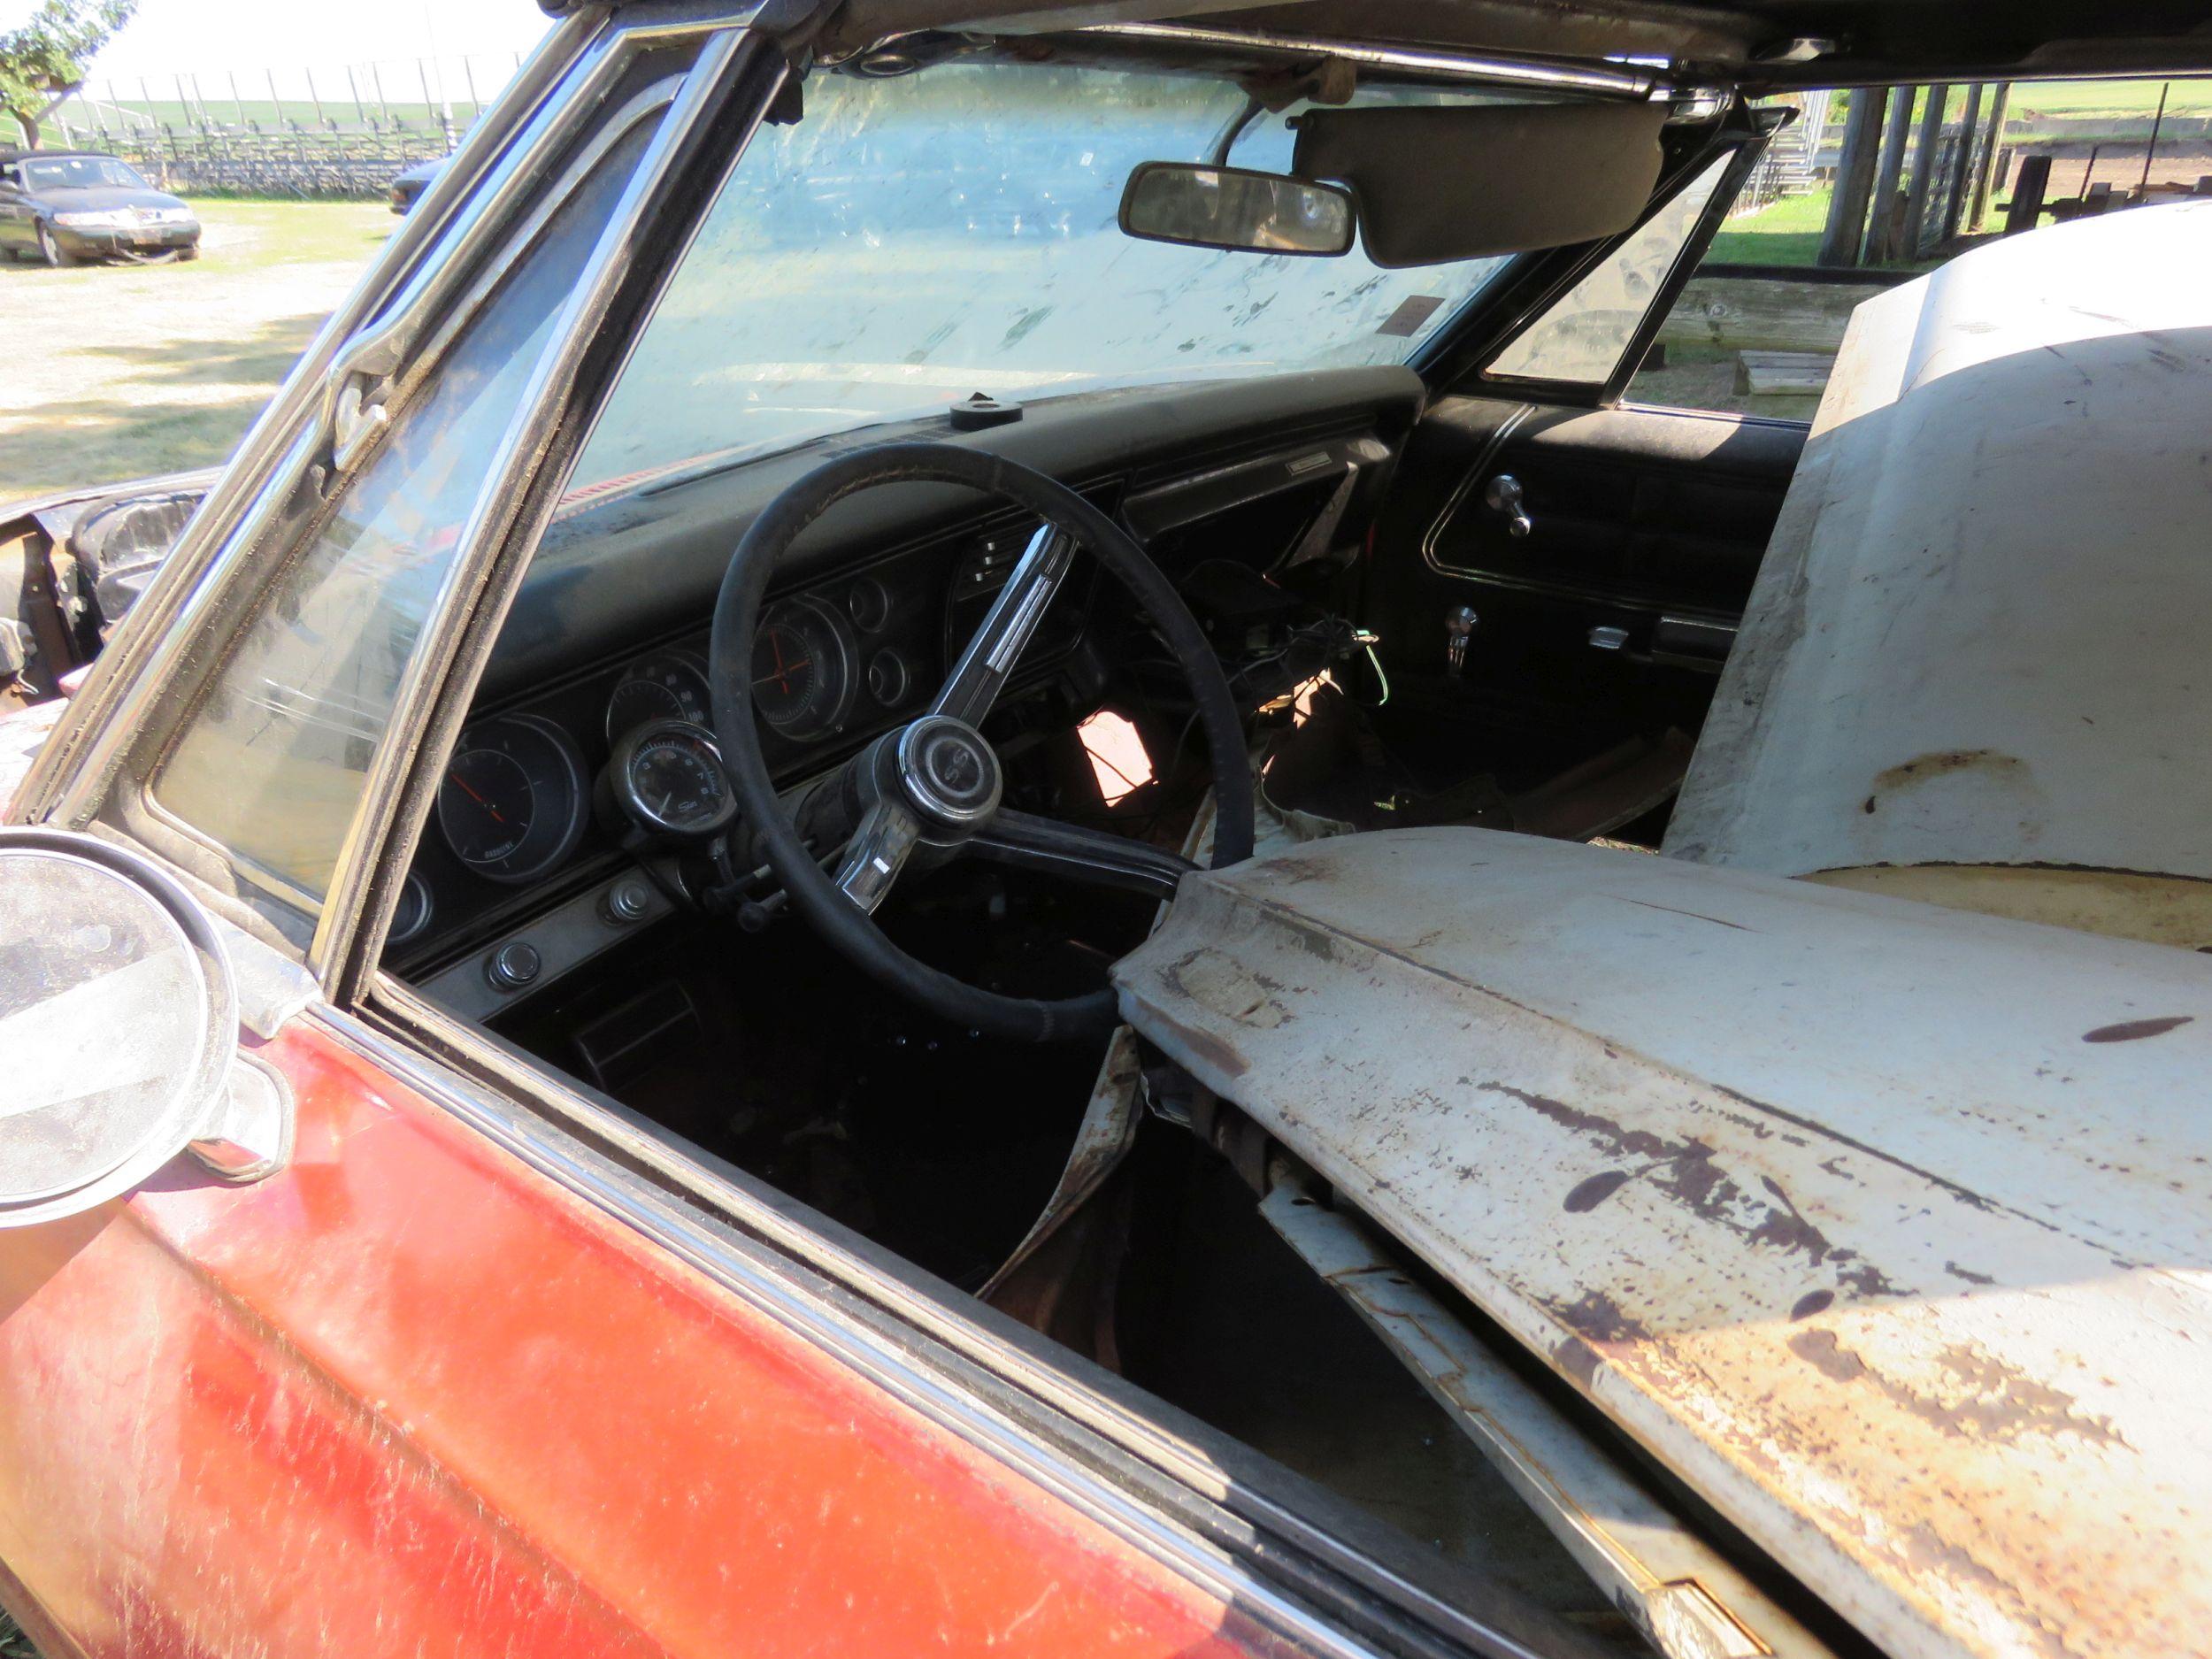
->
(2, 0), (553, 80)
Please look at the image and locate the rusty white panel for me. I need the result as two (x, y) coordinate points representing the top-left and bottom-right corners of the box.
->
(1117, 826), (2212, 1659)
(1667, 202), (2212, 898)
(1259, 1181), (1836, 1659)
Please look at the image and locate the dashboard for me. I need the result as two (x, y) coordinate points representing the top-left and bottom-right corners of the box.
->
(392, 365), (1425, 1019)
(395, 504), (1094, 995)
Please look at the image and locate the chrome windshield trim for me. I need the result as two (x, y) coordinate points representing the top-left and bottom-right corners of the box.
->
(1072, 22), (1669, 100)
(24, 10), (606, 837)
(333, 983), (1564, 1659)
(306, 27), (760, 987)
(318, 54), (682, 479)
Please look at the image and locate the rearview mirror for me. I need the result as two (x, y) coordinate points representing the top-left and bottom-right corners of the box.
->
(1119, 162), (1355, 257)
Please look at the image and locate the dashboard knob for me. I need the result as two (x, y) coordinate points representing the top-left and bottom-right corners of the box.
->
(603, 878), (653, 925)
(486, 941), (542, 992)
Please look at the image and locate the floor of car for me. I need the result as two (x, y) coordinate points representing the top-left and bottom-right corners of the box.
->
(1118, 1143), (1640, 1645)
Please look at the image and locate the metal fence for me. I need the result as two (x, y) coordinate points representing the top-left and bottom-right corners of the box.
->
(36, 56), (518, 199)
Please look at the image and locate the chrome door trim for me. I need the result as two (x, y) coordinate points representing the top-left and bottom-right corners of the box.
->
(1419, 403), (1536, 578)
(339, 980), (1566, 1659)
(21, 9), (606, 834)
(305, 27), (764, 987)
(319, 62), (687, 484)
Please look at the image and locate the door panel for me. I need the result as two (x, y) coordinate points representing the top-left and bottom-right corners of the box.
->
(1364, 396), (1803, 769)
(0, 1020), (1286, 1659)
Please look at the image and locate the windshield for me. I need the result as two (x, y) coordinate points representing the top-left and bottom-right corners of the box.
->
(23, 156), (150, 191)
(571, 62), (1523, 494)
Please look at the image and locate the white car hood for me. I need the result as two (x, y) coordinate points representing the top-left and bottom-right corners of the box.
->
(1115, 826), (2212, 1659)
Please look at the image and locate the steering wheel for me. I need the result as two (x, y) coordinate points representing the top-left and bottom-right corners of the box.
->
(710, 442), (1254, 1043)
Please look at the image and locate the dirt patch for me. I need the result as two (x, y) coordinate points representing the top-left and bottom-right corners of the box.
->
(1, 201), (392, 500)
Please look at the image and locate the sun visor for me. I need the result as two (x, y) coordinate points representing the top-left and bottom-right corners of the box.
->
(1292, 102), (1669, 267)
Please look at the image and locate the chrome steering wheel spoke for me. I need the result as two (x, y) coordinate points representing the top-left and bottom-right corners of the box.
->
(833, 797), (922, 914)
(933, 522), (1078, 726)
(969, 809), (1196, 903)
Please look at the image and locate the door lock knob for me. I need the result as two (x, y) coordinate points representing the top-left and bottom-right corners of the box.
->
(1445, 605), (1479, 679)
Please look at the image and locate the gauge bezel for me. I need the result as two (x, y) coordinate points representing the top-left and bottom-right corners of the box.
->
(845, 574), (893, 634)
(865, 647), (911, 709)
(754, 594), (858, 741)
(605, 647), (712, 746)
(388, 871), (435, 947)
(608, 718), (739, 838)
(436, 712), (590, 886)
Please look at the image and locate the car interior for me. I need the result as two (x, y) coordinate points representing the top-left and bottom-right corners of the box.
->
(364, 40), (1858, 1655)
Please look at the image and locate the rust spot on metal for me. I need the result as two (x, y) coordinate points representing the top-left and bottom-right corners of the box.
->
(1554, 1288), (1651, 1346)
(1563, 1170), (1632, 1212)
(2082, 1015), (2193, 1043)
(1945, 1260), (1997, 1286)
(1790, 1289), (1835, 1321)
(1872, 748), (2031, 793)
(1485, 1081), (1905, 1294)
(1792, 1332), (2124, 1448)
(1788, 1329), (1867, 1382)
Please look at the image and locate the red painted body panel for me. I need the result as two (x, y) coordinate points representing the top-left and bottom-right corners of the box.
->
(0, 1021), (1288, 1659)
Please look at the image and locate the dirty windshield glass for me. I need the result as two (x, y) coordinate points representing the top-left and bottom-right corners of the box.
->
(572, 64), (1518, 492)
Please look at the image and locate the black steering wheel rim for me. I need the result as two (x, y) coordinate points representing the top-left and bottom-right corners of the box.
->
(710, 440), (1254, 1043)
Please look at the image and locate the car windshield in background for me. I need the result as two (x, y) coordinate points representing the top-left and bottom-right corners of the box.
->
(23, 157), (150, 191)
(571, 64), (1525, 494)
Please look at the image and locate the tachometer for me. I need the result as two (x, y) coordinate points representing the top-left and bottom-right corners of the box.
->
(437, 713), (589, 884)
(608, 719), (737, 837)
(751, 595), (856, 741)
(605, 649), (711, 744)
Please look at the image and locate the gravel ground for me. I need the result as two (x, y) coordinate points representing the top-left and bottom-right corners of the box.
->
(0, 200), (394, 502)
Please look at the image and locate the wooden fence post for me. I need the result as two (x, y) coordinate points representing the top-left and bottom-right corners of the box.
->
(1819, 88), (1888, 267)
(1864, 86), (1917, 264)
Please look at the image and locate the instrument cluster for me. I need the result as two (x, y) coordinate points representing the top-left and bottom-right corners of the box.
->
(411, 565), (946, 926)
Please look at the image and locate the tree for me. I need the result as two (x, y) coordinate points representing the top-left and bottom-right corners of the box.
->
(0, 0), (135, 150)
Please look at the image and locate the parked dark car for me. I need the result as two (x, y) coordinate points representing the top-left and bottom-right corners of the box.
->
(0, 149), (199, 265)
(388, 156), (446, 215)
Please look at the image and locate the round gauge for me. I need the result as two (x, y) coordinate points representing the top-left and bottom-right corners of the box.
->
(611, 719), (738, 837)
(388, 872), (434, 948)
(437, 713), (589, 885)
(846, 575), (892, 634)
(866, 647), (911, 709)
(751, 595), (856, 741)
(606, 649), (710, 744)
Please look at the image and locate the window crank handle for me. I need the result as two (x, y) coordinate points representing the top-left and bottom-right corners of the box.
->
(1484, 473), (1532, 538)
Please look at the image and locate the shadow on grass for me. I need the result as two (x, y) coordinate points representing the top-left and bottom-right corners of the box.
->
(75, 310), (330, 388)
(2, 311), (326, 495)
(1, 393), (269, 495)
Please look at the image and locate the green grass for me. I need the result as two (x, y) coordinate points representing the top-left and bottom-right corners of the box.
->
(1709, 189), (1836, 266)
(1, 199), (392, 500)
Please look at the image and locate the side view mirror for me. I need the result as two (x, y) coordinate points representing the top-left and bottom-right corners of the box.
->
(0, 827), (290, 1227)
(1119, 161), (1355, 257)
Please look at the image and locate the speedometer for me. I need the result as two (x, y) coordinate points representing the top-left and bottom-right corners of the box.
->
(751, 595), (857, 741)
(437, 714), (589, 884)
(605, 649), (710, 744)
